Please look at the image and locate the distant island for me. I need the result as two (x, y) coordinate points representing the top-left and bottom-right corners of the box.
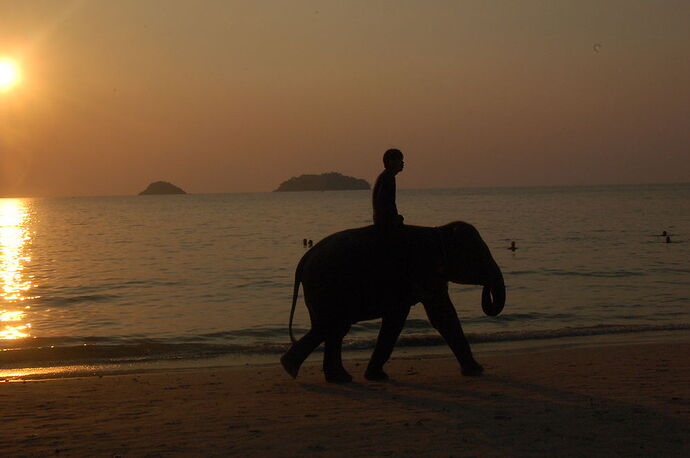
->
(138, 181), (187, 195)
(274, 172), (370, 192)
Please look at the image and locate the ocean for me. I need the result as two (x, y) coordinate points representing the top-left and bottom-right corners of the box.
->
(1, 184), (688, 377)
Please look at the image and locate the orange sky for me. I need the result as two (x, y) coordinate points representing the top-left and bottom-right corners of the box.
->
(1, 1), (689, 197)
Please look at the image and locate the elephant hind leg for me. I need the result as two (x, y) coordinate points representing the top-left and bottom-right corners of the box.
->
(323, 324), (352, 383)
(281, 329), (324, 379)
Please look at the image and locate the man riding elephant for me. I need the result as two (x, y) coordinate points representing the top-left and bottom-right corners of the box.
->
(373, 148), (405, 232)
(280, 148), (505, 383)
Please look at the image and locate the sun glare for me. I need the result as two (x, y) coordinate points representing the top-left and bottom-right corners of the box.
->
(0, 199), (33, 339)
(0, 58), (21, 92)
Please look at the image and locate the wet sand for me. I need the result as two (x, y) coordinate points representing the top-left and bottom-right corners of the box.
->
(1, 339), (688, 457)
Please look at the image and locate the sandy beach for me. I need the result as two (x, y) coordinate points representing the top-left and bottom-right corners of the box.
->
(1, 336), (688, 457)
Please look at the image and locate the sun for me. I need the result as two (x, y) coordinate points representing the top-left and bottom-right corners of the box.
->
(0, 58), (21, 92)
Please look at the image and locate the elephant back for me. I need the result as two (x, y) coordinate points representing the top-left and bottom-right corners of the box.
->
(299, 225), (432, 323)
(302, 226), (381, 278)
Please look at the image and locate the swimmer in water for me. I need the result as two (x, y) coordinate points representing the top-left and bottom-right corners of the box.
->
(665, 236), (671, 243)
(509, 241), (517, 251)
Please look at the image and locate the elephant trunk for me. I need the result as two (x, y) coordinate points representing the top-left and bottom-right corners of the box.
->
(481, 262), (505, 317)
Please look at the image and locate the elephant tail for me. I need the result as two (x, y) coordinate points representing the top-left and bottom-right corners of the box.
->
(288, 256), (304, 344)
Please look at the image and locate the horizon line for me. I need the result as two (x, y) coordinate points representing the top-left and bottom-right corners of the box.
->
(2, 181), (688, 200)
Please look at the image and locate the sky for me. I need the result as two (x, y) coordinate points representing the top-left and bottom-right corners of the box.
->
(0, 0), (689, 197)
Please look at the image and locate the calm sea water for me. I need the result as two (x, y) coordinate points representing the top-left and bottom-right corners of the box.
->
(1, 184), (688, 372)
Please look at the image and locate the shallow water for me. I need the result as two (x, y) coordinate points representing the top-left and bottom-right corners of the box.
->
(1, 184), (688, 370)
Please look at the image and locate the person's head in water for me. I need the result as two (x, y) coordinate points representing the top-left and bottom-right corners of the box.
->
(383, 148), (404, 174)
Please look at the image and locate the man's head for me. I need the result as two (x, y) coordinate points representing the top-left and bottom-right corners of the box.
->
(383, 148), (404, 173)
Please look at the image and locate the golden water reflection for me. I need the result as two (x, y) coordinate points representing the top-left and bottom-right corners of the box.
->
(0, 198), (33, 339)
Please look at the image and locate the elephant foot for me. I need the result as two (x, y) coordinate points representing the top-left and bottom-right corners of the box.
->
(364, 367), (389, 381)
(324, 368), (353, 383)
(461, 361), (484, 377)
(280, 353), (301, 379)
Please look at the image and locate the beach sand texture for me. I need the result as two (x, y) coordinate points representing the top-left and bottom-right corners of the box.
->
(1, 340), (688, 457)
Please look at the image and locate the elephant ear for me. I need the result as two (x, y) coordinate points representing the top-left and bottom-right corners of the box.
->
(451, 223), (475, 245)
(450, 223), (478, 258)
(449, 224), (465, 250)
(452, 224), (467, 237)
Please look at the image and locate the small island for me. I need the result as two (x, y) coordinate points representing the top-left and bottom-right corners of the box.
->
(138, 181), (187, 195)
(274, 172), (370, 192)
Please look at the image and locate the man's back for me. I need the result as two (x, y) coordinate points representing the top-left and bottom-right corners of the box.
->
(372, 148), (405, 229)
(372, 169), (399, 227)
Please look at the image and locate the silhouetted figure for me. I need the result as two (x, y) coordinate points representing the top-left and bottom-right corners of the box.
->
(372, 148), (404, 231)
(308, 239), (313, 247)
(662, 231), (667, 236)
(371, 149), (409, 307)
(509, 241), (517, 251)
(665, 236), (671, 243)
(303, 238), (308, 247)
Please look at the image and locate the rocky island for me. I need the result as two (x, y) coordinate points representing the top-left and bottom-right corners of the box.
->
(274, 172), (370, 192)
(138, 181), (187, 195)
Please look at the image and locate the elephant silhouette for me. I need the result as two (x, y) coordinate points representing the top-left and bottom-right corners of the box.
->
(281, 221), (506, 383)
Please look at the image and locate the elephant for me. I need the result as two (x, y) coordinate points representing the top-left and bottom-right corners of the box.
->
(280, 221), (506, 383)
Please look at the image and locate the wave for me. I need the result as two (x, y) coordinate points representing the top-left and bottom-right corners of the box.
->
(505, 269), (649, 278)
(347, 323), (690, 350)
(540, 269), (645, 278)
(35, 294), (120, 306)
(1, 323), (687, 369)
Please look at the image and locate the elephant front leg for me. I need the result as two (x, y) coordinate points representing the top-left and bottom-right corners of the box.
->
(365, 306), (411, 381)
(423, 295), (483, 376)
(323, 324), (352, 383)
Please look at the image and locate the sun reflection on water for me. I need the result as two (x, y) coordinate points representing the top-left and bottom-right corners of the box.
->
(0, 199), (33, 339)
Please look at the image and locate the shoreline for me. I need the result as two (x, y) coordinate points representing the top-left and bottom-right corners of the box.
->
(1, 337), (687, 456)
(3, 328), (689, 382)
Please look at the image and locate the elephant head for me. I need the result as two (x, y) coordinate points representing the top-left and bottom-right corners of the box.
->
(439, 222), (506, 316)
